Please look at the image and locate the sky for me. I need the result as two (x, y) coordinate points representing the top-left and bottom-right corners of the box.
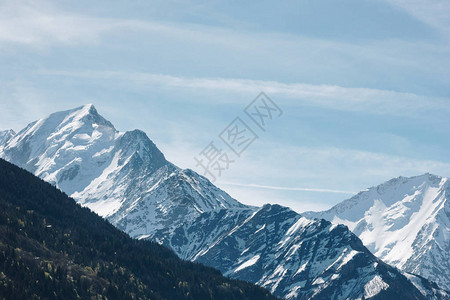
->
(0, 0), (449, 212)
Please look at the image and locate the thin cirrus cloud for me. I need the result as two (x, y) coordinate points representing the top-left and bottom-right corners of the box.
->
(0, 1), (273, 48)
(1, 0), (449, 212)
(217, 181), (356, 195)
(2, 0), (449, 46)
(2, 1), (449, 100)
(211, 144), (450, 212)
(221, 144), (450, 182)
(38, 69), (450, 116)
(0, 2), (161, 47)
(384, 0), (450, 38)
(1, 1), (449, 58)
(0, 2), (107, 46)
(210, 141), (450, 180)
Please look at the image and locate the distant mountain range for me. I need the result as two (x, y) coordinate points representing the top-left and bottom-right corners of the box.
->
(153, 204), (446, 299)
(1, 105), (448, 299)
(305, 174), (450, 292)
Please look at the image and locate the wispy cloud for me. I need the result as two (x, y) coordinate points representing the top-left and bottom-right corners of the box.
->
(39, 69), (450, 116)
(2, 0), (448, 99)
(385, 0), (450, 39)
(218, 144), (450, 187)
(218, 184), (335, 213)
(218, 181), (356, 194)
(0, 1), (109, 47)
(209, 144), (450, 212)
(0, 1), (265, 49)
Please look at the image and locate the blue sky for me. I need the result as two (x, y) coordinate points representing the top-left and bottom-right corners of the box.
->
(0, 0), (449, 212)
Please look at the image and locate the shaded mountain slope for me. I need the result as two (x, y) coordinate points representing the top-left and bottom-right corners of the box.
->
(305, 174), (450, 291)
(153, 205), (447, 299)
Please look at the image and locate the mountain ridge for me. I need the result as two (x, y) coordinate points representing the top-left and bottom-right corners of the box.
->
(0, 129), (15, 147)
(1, 105), (448, 299)
(0, 157), (276, 300)
(152, 203), (448, 299)
(0, 104), (245, 238)
(304, 173), (450, 291)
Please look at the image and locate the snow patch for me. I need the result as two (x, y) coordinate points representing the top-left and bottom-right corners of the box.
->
(234, 255), (260, 273)
(364, 275), (389, 298)
(255, 224), (266, 234)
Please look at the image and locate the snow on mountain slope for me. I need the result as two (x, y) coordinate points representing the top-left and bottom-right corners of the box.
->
(304, 174), (450, 292)
(1, 105), (447, 299)
(0, 129), (15, 147)
(153, 204), (436, 300)
(404, 273), (449, 300)
(0, 104), (245, 237)
(109, 167), (247, 238)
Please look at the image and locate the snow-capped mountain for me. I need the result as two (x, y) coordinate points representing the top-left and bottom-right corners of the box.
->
(1, 105), (447, 299)
(153, 204), (447, 299)
(0, 104), (244, 238)
(0, 129), (15, 147)
(305, 174), (450, 292)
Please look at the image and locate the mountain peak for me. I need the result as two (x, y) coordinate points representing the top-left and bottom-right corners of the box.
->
(372, 173), (445, 196)
(75, 103), (98, 118)
(305, 173), (450, 291)
(66, 104), (115, 130)
(0, 129), (16, 135)
(0, 129), (16, 146)
(118, 129), (168, 169)
(0, 157), (277, 300)
(0, 104), (120, 186)
(75, 103), (96, 113)
(414, 172), (443, 181)
(1, 105), (245, 234)
(397, 173), (443, 182)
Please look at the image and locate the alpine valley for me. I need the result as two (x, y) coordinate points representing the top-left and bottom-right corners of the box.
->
(1, 105), (448, 299)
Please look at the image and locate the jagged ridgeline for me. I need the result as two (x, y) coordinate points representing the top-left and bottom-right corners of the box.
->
(305, 174), (450, 292)
(0, 158), (277, 300)
(1, 105), (448, 300)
